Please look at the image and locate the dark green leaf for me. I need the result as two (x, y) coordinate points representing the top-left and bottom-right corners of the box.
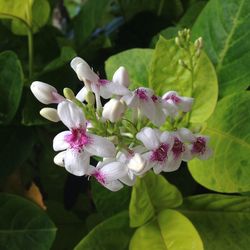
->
(74, 211), (134, 250)
(0, 193), (56, 250)
(188, 92), (250, 192)
(180, 194), (250, 250)
(130, 209), (203, 250)
(129, 171), (182, 227)
(0, 51), (23, 124)
(192, 0), (250, 97)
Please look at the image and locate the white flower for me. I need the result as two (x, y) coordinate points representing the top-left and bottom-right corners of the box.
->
(70, 57), (129, 99)
(102, 99), (126, 122)
(162, 91), (193, 117)
(178, 128), (212, 160)
(112, 66), (130, 88)
(136, 127), (175, 174)
(53, 101), (116, 176)
(30, 81), (64, 104)
(122, 88), (166, 126)
(40, 107), (60, 122)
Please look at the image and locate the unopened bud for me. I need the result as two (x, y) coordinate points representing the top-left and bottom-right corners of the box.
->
(40, 108), (60, 122)
(102, 99), (126, 123)
(112, 66), (130, 88)
(127, 153), (146, 174)
(175, 37), (181, 47)
(63, 88), (75, 101)
(178, 59), (188, 68)
(86, 91), (95, 105)
(30, 81), (64, 104)
(194, 37), (203, 50)
(195, 49), (201, 58)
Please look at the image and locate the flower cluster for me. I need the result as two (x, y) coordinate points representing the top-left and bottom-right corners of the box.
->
(31, 56), (212, 191)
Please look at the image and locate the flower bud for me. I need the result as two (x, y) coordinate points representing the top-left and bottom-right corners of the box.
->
(63, 88), (75, 101)
(127, 153), (146, 174)
(112, 66), (130, 88)
(40, 108), (60, 122)
(102, 99), (126, 123)
(30, 81), (64, 104)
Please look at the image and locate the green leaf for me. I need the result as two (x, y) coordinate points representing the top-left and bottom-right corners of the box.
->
(129, 171), (182, 227)
(0, 193), (56, 250)
(188, 92), (250, 192)
(105, 48), (153, 89)
(149, 37), (218, 123)
(0, 51), (23, 124)
(180, 194), (250, 250)
(192, 0), (250, 97)
(12, 0), (50, 35)
(74, 0), (114, 48)
(91, 181), (131, 218)
(43, 46), (77, 73)
(0, 126), (35, 181)
(74, 211), (134, 250)
(129, 209), (203, 250)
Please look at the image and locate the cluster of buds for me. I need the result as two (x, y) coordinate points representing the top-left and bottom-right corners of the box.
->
(31, 56), (212, 191)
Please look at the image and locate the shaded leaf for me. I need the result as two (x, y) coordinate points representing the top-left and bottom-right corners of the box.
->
(180, 194), (250, 250)
(74, 211), (134, 250)
(129, 209), (203, 250)
(188, 92), (250, 192)
(0, 51), (23, 124)
(0, 193), (56, 250)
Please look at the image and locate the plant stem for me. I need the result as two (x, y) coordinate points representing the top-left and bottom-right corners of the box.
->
(157, 0), (164, 16)
(27, 29), (34, 80)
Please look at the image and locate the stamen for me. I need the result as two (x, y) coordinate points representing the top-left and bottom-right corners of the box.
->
(172, 137), (185, 159)
(192, 137), (206, 154)
(151, 143), (169, 162)
(135, 89), (148, 100)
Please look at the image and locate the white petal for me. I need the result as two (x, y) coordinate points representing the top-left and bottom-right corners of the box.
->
(70, 57), (85, 71)
(85, 134), (116, 157)
(112, 66), (130, 87)
(139, 99), (156, 121)
(162, 101), (179, 117)
(104, 82), (129, 96)
(58, 101), (85, 129)
(153, 163), (164, 174)
(151, 104), (167, 126)
(163, 157), (182, 172)
(178, 128), (195, 142)
(119, 174), (136, 186)
(76, 87), (88, 102)
(104, 180), (124, 191)
(177, 97), (194, 112)
(127, 153), (146, 174)
(53, 131), (71, 151)
(100, 162), (127, 182)
(122, 92), (137, 107)
(76, 62), (99, 83)
(64, 149), (90, 176)
(53, 151), (66, 167)
(136, 127), (160, 150)
(160, 131), (174, 146)
(162, 91), (178, 99)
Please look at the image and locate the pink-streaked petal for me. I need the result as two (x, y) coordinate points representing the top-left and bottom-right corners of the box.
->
(104, 180), (124, 192)
(53, 151), (66, 167)
(198, 147), (213, 160)
(112, 66), (130, 88)
(76, 87), (88, 102)
(85, 134), (116, 158)
(162, 91), (178, 100)
(119, 174), (136, 186)
(136, 127), (160, 150)
(58, 101), (86, 129)
(53, 131), (71, 151)
(64, 149), (90, 176)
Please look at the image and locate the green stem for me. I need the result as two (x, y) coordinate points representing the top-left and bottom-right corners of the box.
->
(27, 29), (33, 80)
(157, 0), (164, 16)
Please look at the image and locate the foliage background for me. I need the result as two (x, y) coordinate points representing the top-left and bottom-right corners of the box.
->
(0, 0), (249, 249)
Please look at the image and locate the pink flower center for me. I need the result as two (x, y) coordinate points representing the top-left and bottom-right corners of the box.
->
(98, 79), (109, 86)
(93, 171), (106, 184)
(135, 89), (148, 100)
(192, 137), (206, 154)
(151, 95), (158, 103)
(164, 94), (181, 104)
(172, 137), (185, 159)
(65, 128), (90, 151)
(151, 143), (169, 162)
